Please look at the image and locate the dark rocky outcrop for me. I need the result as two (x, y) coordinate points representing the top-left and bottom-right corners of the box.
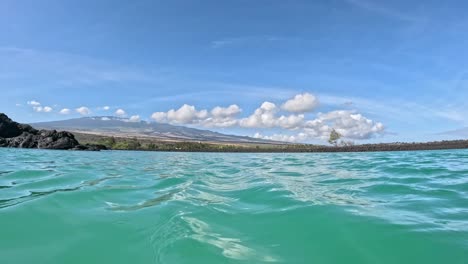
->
(0, 113), (106, 151)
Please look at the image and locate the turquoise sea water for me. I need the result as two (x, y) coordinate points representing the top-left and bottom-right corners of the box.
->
(0, 148), (467, 263)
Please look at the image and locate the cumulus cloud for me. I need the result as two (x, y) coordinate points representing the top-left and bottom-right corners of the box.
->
(254, 132), (303, 143)
(33, 106), (53, 112)
(253, 111), (383, 142)
(76, 106), (91, 115)
(115, 109), (126, 117)
(168, 104), (208, 123)
(316, 110), (384, 139)
(128, 115), (141, 122)
(300, 110), (384, 140)
(211, 104), (242, 118)
(150, 93), (385, 142)
(27, 100), (52, 113)
(239, 102), (304, 129)
(151, 104), (207, 124)
(59, 108), (71, 114)
(27, 100), (41, 106)
(151, 104), (242, 127)
(151, 112), (168, 123)
(239, 102), (278, 128)
(281, 93), (318, 113)
(276, 114), (305, 129)
(202, 118), (239, 127)
(204, 104), (242, 127)
(42, 106), (53, 112)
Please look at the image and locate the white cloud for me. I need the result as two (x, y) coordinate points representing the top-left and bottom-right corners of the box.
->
(15, 103), (22, 107)
(149, 93), (385, 142)
(204, 104), (242, 127)
(76, 106), (91, 115)
(259, 101), (277, 112)
(303, 110), (384, 140)
(239, 102), (304, 129)
(254, 132), (302, 143)
(33, 106), (42, 112)
(281, 93), (318, 113)
(129, 115), (140, 122)
(59, 108), (71, 115)
(211, 104), (241, 118)
(239, 102), (278, 128)
(42, 106), (53, 112)
(26, 100), (52, 113)
(276, 114), (305, 129)
(27, 100), (41, 106)
(253, 110), (384, 142)
(33, 106), (53, 113)
(167, 104), (208, 123)
(115, 109), (126, 117)
(151, 104), (242, 127)
(96, 106), (111, 111)
(151, 112), (168, 123)
(151, 104), (208, 124)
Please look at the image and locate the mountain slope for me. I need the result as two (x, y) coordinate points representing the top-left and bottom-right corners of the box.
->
(31, 117), (278, 144)
(439, 127), (468, 137)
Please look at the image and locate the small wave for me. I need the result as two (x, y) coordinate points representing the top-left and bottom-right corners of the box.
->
(1, 148), (468, 263)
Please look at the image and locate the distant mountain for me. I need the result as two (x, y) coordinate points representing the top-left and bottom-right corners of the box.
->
(31, 116), (278, 144)
(439, 127), (468, 137)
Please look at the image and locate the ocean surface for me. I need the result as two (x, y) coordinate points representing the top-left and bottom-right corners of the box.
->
(0, 148), (467, 264)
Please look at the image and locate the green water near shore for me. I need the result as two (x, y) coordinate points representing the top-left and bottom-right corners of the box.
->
(0, 148), (467, 263)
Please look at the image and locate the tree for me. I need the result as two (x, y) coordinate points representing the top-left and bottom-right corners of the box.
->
(128, 137), (141, 150)
(328, 129), (341, 146)
(98, 136), (117, 149)
(339, 140), (354, 147)
(147, 142), (158, 150)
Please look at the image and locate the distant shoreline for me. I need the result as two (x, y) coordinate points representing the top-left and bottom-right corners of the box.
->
(73, 132), (468, 153)
(2, 113), (467, 153)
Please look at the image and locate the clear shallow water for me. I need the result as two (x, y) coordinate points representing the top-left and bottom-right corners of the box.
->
(0, 148), (467, 264)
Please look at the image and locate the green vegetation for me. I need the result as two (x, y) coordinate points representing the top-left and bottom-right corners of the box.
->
(75, 133), (312, 152)
(73, 132), (468, 153)
(328, 129), (341, 146)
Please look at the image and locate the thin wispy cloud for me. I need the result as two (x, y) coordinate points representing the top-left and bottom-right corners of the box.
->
(1, 1), (466, 142)
(0, 46), (164, 87)
(211, 36), (299, 48)
(344, 0), (421, 22)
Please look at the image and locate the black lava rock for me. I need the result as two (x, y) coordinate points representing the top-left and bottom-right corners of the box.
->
(0, 113), (106, 151)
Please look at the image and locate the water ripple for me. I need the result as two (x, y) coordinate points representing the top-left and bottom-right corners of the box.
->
(1, 148), (468, 263)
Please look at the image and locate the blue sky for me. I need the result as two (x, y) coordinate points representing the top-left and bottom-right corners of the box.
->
(1, 0), (468, 143)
